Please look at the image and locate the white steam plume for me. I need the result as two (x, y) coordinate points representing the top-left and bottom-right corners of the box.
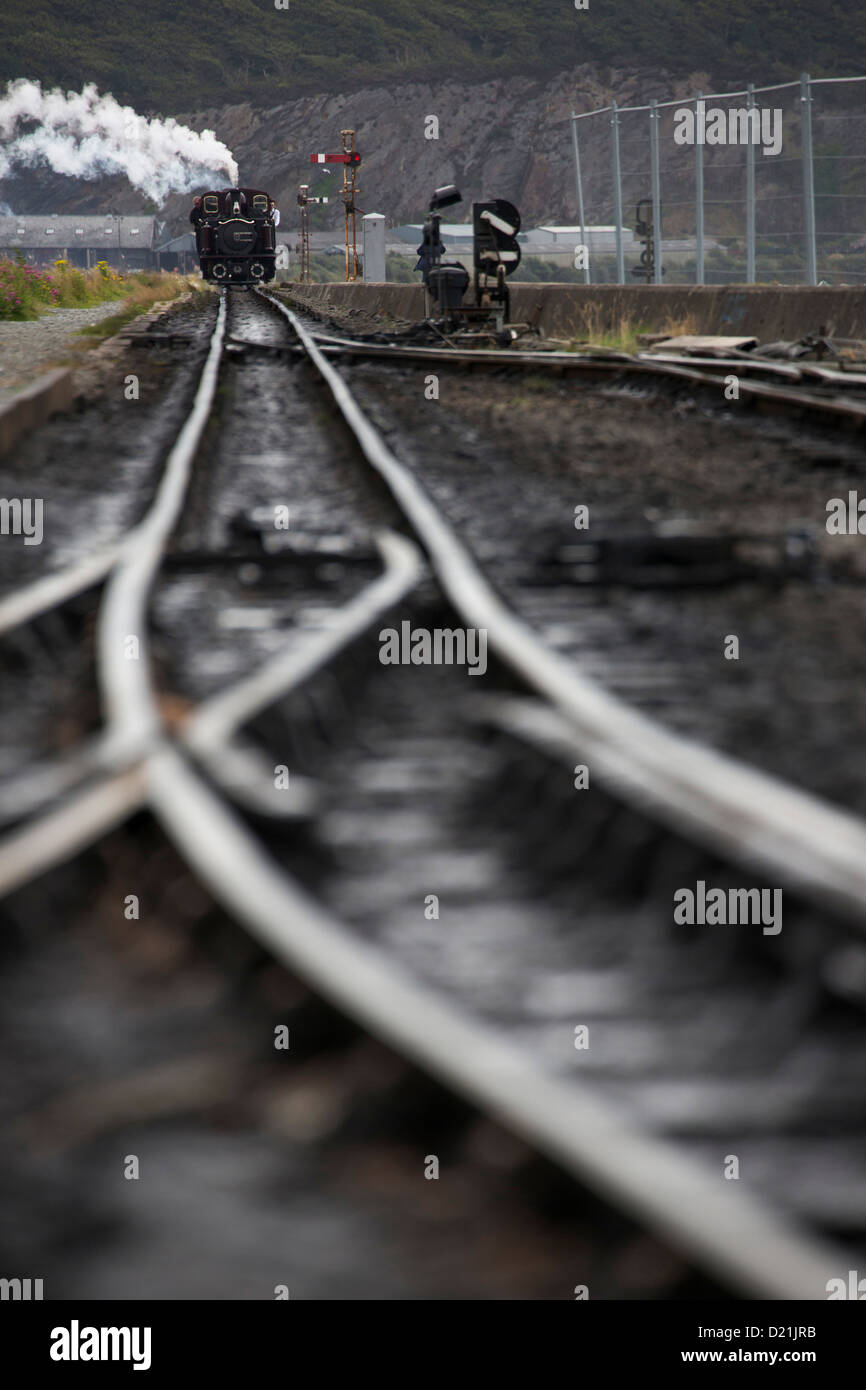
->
(0, 79), (238, 203)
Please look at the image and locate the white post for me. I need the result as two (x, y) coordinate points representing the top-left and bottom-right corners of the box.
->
(362, 213), (386, 282)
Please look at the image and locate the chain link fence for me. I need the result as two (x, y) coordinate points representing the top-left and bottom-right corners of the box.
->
(569, 75), (866, 286)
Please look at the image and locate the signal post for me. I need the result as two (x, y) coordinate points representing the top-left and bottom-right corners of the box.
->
(310, 132), (362, 281)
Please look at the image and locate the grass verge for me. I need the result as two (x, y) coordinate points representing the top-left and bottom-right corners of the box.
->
(74, 274), (195, 342)
(0, 257), (191, 321)
(568, 308), (700, 353)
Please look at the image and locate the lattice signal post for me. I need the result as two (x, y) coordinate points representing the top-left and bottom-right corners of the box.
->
(296, 184), (330, 283)
(297, 185), (310, 282)
(310, 131), (362, 281)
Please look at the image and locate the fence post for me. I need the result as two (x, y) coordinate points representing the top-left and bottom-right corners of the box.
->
(695, 92), (704, 284)
(611, 101), (625, 285)
(650, 99), (663, 283)
(746, 83), (756, 282)
(570, 112), (591, 284)
(800, 73), (817, 285)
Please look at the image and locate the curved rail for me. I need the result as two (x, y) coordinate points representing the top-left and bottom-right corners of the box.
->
(96, 283), (849, 1297)
(295, 321), (866, 426)
(146, 736), (845, 1301)
(98, 293), (228, 759)
(264, 291), (866, 928)
(3, 285), (860, 1297)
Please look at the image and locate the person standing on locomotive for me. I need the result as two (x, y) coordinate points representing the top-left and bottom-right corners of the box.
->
(189, 196), (205, 256)
(268, 199), (280, 227)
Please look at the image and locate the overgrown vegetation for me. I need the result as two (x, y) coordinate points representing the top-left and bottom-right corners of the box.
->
(3, 0), (865, 112)
(566, 310), (700, 353)
(74, 272), (192, 337)
(306, 252), (363, 284)
(0, 259), (58, 318)
(0, 256), (188, 320)
(569, 309), (649, 354)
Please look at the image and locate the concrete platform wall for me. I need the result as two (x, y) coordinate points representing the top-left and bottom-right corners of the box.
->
(284, 281), (866, 342)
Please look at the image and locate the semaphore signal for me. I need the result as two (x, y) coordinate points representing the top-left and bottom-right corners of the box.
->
(310, 151), (362, 165)
(308, 131), (362, 280)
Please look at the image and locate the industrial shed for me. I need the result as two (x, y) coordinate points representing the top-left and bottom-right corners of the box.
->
(0, 215), (162, 269)
(154, 231), (198, 273)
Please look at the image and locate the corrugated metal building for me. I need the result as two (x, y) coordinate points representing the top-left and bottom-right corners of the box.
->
(0, 215), (162, 269)
(154, 231), (198, 273)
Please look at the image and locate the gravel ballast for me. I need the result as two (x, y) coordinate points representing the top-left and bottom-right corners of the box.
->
(0, 302), (127, 397)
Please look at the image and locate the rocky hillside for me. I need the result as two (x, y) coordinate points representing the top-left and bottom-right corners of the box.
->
(0, 64), (697, 229)
(177, 64), (641, 232)
(5, 0), (864, 112)
(3, 61), (865, 256)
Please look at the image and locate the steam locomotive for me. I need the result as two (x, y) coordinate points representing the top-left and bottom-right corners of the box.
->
(194, 188), (277, 287)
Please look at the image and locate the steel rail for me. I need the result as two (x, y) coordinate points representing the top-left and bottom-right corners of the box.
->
(0, 321), (856, 669)
(98, 294), (228, 759)
(0, 529), (423, 897)
(143, 736), (847, 1302)
(295, 327), (866, 425)
(0, 738), (117, 827)
(3, 285), (851, 1297)
(0, 302), (424, 897)
(311, 324), (866, 388)
(265, 290), (866, 928)
(0, 303), (231, 641)
(183, 529), (422, 755)
(0, 545), (122, 638)
(0, 766), (146, 900)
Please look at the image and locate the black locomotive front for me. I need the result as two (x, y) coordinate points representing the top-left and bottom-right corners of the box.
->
(195, 188), (276, 287)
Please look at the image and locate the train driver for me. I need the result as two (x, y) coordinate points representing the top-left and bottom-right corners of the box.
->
(189, 195), (205, 254)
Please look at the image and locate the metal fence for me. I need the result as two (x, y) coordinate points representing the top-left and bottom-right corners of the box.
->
(569, 74), (866, 286)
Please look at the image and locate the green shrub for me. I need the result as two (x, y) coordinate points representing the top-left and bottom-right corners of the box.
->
(0, 257), (189, 320)
(0, 256), (58, 320)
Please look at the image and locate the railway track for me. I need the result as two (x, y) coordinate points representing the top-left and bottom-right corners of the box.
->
(2, 285), (865, 1298)
(287, 310), (866, 429)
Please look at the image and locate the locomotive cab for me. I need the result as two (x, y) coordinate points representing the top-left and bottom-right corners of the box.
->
(196, 187), (277, 288)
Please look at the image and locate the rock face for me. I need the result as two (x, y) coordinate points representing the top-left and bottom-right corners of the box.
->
(0, 64), (682, 234)
(178, 65), (654, 235)
(2, 63), (860, 254)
